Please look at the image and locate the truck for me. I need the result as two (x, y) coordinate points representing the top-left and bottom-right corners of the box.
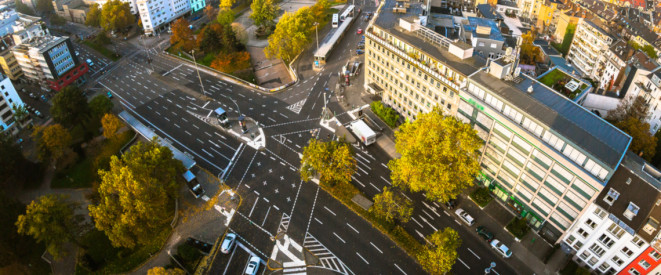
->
(350, 120), (376, 145)
(214, 107), (230, 128)
(183, 170), (205, 198)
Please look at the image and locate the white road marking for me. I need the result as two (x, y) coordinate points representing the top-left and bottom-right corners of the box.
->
(333, 232), (345, 243)
(314, 218), (323, 224)
(394, 263), (407, 275)
(457, 257), (470, 269)
(324, 206), (336, 216)
(356, 252), (369, 264)
(249, 198), (259, 217)
(346, 223), (359, 234)
(467, 248), (480, 259)
(368, 182), (381, 192)
(370, 242), (383, 254)
(410, 217), (424, 227)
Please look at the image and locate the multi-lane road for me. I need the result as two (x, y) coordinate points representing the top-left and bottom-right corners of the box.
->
(89, 4), (536, 274)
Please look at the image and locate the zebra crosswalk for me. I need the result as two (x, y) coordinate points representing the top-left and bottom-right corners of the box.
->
(286, 99), (307, 114)
(303, 233), (354, 275)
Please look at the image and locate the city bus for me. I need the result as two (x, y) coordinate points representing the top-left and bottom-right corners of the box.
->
(332, 14), (339, 28)
(340, 5), (354, 21)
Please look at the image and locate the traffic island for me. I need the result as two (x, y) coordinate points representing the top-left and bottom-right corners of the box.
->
(186, 106), (266, 150)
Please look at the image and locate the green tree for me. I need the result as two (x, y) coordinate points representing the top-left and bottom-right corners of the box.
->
(0, 133), (39, 187)
(50, 85), (89, 127)
(89, 94), (114, 119)
(250, 0), (279, 29)
(88, 140), (184, 248)
(607, 96), (649, 123)
(520, 30), (541, 65)
(265, 7), (315, 62)
(148, 267), (186, 275)
(370, 187), (413, 224)
(99, 0), (135, 32)
(35, 0), (53, 13)
(217, 8), (235, 26)
(101, 113), (122, 139)
(300, 139), (356, 186)
(15, 194), (84, 259)
(616, 117), (657, 161)
(389, 109), (482, 203)
(643, 45), (658, 59)
(12, 103), (29, 124)
(418, 228), (462, 274)
(14, 0), (35, 15)
(31, 124), (72, 163)
(0, 193), (43, 268)
(85, 3), (101, 27)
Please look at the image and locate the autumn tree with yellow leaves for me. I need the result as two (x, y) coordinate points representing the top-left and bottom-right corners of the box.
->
(300, 139), (356, 186)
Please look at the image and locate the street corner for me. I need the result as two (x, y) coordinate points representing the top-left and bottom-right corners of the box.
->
(228, 116), (266, 150)
(214, 189), (242, 225)
(267, 234), (307, 272)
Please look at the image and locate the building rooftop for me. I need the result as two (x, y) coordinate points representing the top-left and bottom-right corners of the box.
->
(476, 4), (501, 20)
(470, 70), (631, 170)
(372, 0), (486, 76)
(534, 39), (561, 57)
(597, 151), (661, 243)
(496, 0), (518, 8)
(463, 17), (504, 42)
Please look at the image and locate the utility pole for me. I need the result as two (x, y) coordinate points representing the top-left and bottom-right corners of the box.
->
(191, 49), (207, 96)
(314, 22), (319, 51)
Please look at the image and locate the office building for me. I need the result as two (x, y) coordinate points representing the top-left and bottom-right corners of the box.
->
(0, 73), (26, 134)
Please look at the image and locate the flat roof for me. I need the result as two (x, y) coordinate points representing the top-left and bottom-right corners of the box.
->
(470, 71), (631, 170)
(464, 17), (504, 42)
(372, 0), (486, 76)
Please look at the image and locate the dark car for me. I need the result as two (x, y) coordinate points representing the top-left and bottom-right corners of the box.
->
(356, 49), (364, 55)
(476, 226), (494, 241)
(444, 199), (457, 209)
(107, 91), (113, 98)
(186, 237), (212, 255)
(357, 44), (364, 50)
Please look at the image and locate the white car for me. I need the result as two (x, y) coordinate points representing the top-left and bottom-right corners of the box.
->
(455, 208), (475, 226)
(490, 239), (512, 258)
(86, 58), (94, 66)
(244, 256), (260, 275)
(220, 233), (236, 254)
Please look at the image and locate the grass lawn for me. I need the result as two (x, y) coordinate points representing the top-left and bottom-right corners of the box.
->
(538, 69), (567, 87)
(76, 226), (172, 274)
(82, 40), (120, 61)
(51, 158), (94, 188)
(538, 69), (583, 99)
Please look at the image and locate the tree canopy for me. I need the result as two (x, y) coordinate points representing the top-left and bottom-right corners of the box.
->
(204, 5), (217, 21)
(99, 0), (134, 32)
(250, 0), (279, 29)
(31, 124), (72, 163)
(520, 30), (542, 65)
(607, 96), (657, 161)
(101, 113), (122, 139)
(12, 103), (29, 124)
(15, 194), (84, 259)
(89, 140), (185, 248)
(35, 0), (53, 13)
(85, 3), (101, 27)
(370, 187), (413, 224)
(148, 267), (186, 275)
(389, 109), (482, 203)
(300, 139), (356, 186)
(0, 132), (39, 187)
(171, 18), (195, 52)
(264, 8), (314, 62)
(14, 0), (34, 15)
(418, 228), (462, 274)
(89, 94), (114, 119)
(0, 193), (43, 268)
(51, 85), (89, 127)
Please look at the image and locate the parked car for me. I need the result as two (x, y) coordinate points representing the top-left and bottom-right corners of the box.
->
(244, 256), (260, 275)
(86, 59), (94, 66)
(476, 226), (494, 241)
(357, 44), (364, 49)
(357, 28), (363, 34)
(107, 91), (113, 98)
(186, 237), (212, 255)
(490, 239), (512, 258)
(220, 233), (236, 254)
(40, 95), (47, 102)
(356, 49), (364, 55)
(444, 199), (456, 209)
(34, 110), (43, 118)
(455, 208), (475, 226)
(75, 51), (79, 56)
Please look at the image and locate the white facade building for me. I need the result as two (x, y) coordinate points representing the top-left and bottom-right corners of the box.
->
(137, 0), (194, 36)
(0, 74), (25, 134)
(621, 67), (661, 133)
(567, 19), (614, 81)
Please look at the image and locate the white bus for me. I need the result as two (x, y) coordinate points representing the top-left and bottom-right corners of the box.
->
(332, 14), (339, 28)
(340, 5), (355, 21)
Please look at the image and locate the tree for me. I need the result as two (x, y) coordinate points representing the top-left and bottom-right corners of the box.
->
(250, 0), (279, 29)
(31, 124), (72, 163)
(51, 14), (66, 25)
(148, 267), (186, 275)
(171, 18), (195, 51)
(607, 96), (649, 123)
(643, 45), (658, 59)
(51, 85), (89, 127)
(0, 193), (43, 268)
(89, 94), (114, 119)
(89, 140), (185, 248)
(99, 0), (135, 32)
(418, 228), (462, 274)
(370, 187), (413, 224)
(389, 109), (482, 203)
(85, 3), (101, 27)
(210, 51), (251, 73)
(15, 0), (35, 15)
(219, 0), (235, 10)
(196, 23), (224, 53)
(217, 8), (235, 26)
(101, 113), (122, 139)
(616, 117), (657, 160)
(0, 133), (39, 187)
(15, 195), (84, 259)
(12, 103), (29, 124)
(35, 0), (53, 13)
(300, 139), (356, 186)
(264, 8), (315, 62)
(204, 5), (217, 21)
(310, 0), (330, 20)
(232, 23), (248, 45)
(520, 30), (541, 65)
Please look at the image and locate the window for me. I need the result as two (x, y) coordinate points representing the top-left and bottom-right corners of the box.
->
(650, 249), (661, 261)
(586, 219), (597, 229)
(608, 223), (626, 239)
(525, 162), (546, 180)
(551, 164), (573, 183)
(503, 105), (523, 123)
(612, 255), (624, 266)
(598, 262), (610, 272)
(545, 176), (567, 195)
(598, 234), (615, 248)
(639, 259), (651, 270)
(566, 235), (576, 245)
(624, 202), (640, 220)
(588, 256), (599, 266)
(622, 246), (634, 257)
(484, 93), (504, 111)
(542, 131), (565, 151)
(532, 149), (552, 169)
(512, 136), (532, 154)
(579, 250), (590, 260)
(562, 145), (587, 165)
(578, 228), (589, 238)
(629, 268), (641, 275)
(522, 117), (544, 137)
(604, 188), (620, 205)
(584, 159), (608, 180)
(632, 236), (645, 248)
(594, 207), (607, 219)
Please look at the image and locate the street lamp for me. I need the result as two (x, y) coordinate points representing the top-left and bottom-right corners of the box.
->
(191, 49), (207, 96)
(313, 22), (319, 51)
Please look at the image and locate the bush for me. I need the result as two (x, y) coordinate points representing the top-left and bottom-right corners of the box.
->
(506, 218), (530, 239)
(176, 243), (202, 271)
(370, 101), (400, 128)
(469, 187), (493, 207)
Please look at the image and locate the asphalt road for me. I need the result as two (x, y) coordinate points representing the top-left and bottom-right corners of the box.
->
(89, 3), (536, 274)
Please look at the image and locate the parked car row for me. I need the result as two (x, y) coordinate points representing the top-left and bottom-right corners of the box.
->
(220, 233), (261, 275)
(24, 105), (43, 118)
(450, 205), (513, 259)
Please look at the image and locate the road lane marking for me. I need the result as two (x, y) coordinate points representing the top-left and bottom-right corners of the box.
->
(400, 193), (412, 201)
(410, 217), (424, 227)
(370, 242), (383, 254)
(262, 206), (271, 226)
(444, 211), (450, 216)
(380, 176), (392, 185)
(248, 198), (259, 217)
(368, 182), (381, 192)
(467, 248), (480, 259)
(314, 218), (323, 224)
(455, 219), (462, 225)
(333, 232), (345, 243)
(356, 252), (369, 264)
(421, 209), (435, 220)
(457, 257), (470, 269)
(346, 223), (359, 234)
(394, 263), (407, 275)
(352, 176), (366, 187)
(324, 206), (336, 216)
(263, 197), (270, 203)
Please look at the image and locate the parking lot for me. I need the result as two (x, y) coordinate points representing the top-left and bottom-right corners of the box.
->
(215, 230), (268, 275)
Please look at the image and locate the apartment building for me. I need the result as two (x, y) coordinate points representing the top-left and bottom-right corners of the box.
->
(367, 0), (632, 243)
(553, 10), (580, 44)
(137, 0), (201, 36)
(620, 246), (661, 275)
(52, 0), (89, 24)
(461, 17), (506, 59)
(561, 152), (661, 273)
(0, 73), (26, 134)
(567, 19), (615, 82)
(12, 35), (88, 91)
(0, 36), (20, 80)
(599, 40), (632, 92)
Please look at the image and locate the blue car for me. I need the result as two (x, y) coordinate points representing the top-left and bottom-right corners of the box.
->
(107, 91), (113, 98)
(356, 49), (364, 55)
